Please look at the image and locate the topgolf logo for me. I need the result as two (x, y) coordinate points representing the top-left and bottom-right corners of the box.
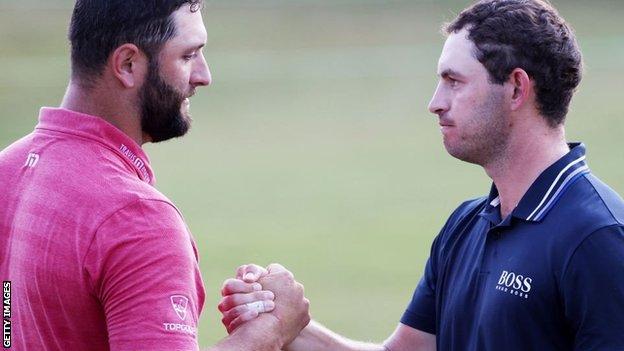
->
(170, 295), (189, 321)
(495, 270), (532, 299)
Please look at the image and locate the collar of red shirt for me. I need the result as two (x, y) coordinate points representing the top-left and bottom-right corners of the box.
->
(36, 107), (155, 185)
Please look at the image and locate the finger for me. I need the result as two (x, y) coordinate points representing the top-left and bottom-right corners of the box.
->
(221, 278), (262, 296)
(218, 290), (275, 312)
(236, 264), (268, 282)
(244, 300), (276, 314)
(220, 300), (275, 328)
(266, 263), (294, 280)
(266, 263), (287, 274)
(227, 309), (260, 334)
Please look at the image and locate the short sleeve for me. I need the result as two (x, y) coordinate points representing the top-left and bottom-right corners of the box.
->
(561, 225), (624, 350)
(84, 199), (206, 351)
(400, 233), (442, 334)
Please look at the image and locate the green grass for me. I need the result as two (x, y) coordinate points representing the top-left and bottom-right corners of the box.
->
(1, 0), (623, 347)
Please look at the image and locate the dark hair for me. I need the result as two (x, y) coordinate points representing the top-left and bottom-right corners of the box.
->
(69, 0), (202, 84)
(446, 0), (582, 126)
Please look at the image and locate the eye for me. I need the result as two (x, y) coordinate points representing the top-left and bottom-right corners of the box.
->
(446, 77), (460, 88)
(183, 52), (197, 61)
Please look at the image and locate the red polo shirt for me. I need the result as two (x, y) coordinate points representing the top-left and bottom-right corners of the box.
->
(0, 108), (205, 351)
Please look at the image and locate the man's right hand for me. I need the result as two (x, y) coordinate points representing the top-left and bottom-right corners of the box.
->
(219, 263), (311, 347)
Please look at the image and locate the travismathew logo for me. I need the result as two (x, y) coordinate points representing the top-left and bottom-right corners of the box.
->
(24, 152), (39, 168)
(495, 270), (532, 299)
(119, 144), (150, 181)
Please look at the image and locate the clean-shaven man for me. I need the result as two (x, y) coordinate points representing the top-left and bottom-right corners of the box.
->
(221, 0), (624, 349)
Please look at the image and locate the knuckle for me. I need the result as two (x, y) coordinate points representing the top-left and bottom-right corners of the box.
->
(240, 311), (253, 321)
(221, 315), (229, 325)
(220, 296), (234, 311)
(221, 278), (243, 295)
(221, 278), (234, 289)
(234, 304), (247, 314)
(223, 308), (237, 321)
(229, 294), (243, 306)
(236, 265), (249, 278)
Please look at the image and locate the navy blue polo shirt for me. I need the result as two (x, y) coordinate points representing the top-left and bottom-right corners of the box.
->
(401, 143), (624, 350)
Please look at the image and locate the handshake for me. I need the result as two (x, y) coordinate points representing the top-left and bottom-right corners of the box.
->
(217, 263), (311, 350)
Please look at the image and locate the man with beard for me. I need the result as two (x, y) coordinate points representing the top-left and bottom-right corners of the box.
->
(0, 1), (309, 350)
(220, 0), (624, 350)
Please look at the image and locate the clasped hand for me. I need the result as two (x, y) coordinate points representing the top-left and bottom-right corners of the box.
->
(219, 263), (310, 346)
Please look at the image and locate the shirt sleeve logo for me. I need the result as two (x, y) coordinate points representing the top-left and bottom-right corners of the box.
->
(170, 295), (189, 321)
(24, 153), (40, 168)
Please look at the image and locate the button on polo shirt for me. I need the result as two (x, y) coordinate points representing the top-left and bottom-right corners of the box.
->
(401, 143), (624, 350)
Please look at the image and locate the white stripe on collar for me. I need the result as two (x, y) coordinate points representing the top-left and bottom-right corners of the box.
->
(490, 196), (501, 207)
(526, 155), (586, 221)
(531, 165), (590, 221)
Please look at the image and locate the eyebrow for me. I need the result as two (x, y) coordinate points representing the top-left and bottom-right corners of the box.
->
(439, 69), (466, 80)
(189, 43), (205, 51)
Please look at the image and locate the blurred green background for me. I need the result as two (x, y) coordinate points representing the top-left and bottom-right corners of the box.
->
(1, 0), (623, 347)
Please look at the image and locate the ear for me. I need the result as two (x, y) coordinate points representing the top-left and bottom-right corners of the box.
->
(507, 68), (532, 111)
(110, 43), (147, 89)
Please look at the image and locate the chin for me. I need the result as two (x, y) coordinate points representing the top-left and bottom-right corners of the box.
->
(444, 142), (478, 165)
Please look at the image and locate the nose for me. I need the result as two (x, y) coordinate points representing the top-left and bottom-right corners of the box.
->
(428, 82), (448, 116)
(191, 51), (212, 87)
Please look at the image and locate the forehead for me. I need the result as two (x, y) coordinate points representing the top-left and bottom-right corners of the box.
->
(437, 29), (487, 78)
(167, 5), (207, 48)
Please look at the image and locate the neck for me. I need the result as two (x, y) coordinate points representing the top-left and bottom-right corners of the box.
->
(484, 122), (569, 219)
(60, 80), (145, 145)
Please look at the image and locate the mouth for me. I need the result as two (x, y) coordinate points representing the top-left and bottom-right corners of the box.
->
(438, 120), (454, 135)
(439, 122), (454, 128)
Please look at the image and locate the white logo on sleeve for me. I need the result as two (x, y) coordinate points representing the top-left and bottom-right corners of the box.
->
(25, 153), (39, 168)
(170, 295), (189, 320)
(164, 295), (197, 336)
(495, 270), (533, 299)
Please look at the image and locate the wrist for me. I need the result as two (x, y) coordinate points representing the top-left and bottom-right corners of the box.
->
(259, 313), (288, 349)
(228, 314), (283, 351)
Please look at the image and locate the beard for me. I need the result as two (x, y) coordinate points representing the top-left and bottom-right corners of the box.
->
(140, 60), (191, 143)
(443, 86), (511, 167)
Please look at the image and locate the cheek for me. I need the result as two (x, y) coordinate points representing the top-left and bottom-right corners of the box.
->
(450, 95), (473, 122)
(171, 68), (191, 87)
(453, 90), (488, 122)
(161, 62), (192, 87)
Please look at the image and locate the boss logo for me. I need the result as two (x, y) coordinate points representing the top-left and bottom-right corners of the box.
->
(495, 270), (532, 299)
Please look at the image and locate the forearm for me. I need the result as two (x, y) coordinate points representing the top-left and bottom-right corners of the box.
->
(284, 320), (386, 351)
(205, 314), (283, 351)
